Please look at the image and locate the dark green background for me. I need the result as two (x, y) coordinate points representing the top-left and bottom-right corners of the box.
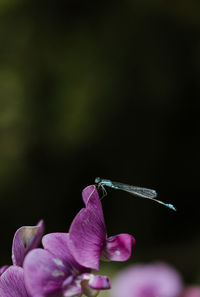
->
(0, 0), (199, 284)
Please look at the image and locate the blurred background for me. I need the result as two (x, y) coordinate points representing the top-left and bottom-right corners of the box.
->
(0, 0), (200, 294)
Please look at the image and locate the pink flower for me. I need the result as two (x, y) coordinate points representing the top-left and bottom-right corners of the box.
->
(23, 185), (135, 297)
(68, 185), (135, 270)
(24, 233), (110, 297)
(111, 262), (183, 297)
(181, 286), (200, 297)
(0, 220), (44, 276)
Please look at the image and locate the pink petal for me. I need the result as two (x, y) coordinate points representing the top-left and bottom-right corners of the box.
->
(63, 281), (82, 297)
(102, 234), (135, 262)
(24, 248), (68, 297)
(0, 266), (29, 297)
(0, 265), (9, 276)
(111, 262), (183, 297)
(78, 273), (110, 297)
(181, 286), (200, 297)
(69, 186), (106, 270)
(12, 220), (44, 266)
(82, 185), (104, 220)
(42, 233), (89, 274)
(86, 274), (110, 290)
(63, 273), (110, 297)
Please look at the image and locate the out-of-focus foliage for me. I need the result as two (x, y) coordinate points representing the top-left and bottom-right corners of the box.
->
(0, 0), (200, 284)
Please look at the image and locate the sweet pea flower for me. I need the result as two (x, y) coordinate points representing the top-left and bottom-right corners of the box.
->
(111, 262), (183, 297)
(24, 233), (110, 297)
(181, 286), (200, 297)
(0, 220), (44, 275)
(68, 185), (135, 270)
(0, 266), (30, 297)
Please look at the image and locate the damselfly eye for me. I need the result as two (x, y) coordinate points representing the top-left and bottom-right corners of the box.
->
(95, 177), (101, 184)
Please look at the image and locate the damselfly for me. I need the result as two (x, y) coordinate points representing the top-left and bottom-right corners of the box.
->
(95, 177), (176, 211)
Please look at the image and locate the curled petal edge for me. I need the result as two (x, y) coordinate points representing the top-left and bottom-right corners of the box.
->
(12, 220), (44, 266)
(0, 265), (9, 276)
(102, 233), (135, 262)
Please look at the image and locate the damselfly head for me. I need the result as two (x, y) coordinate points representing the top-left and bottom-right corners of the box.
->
(166, 203), (177, 211)
(95, 177), (101, 184)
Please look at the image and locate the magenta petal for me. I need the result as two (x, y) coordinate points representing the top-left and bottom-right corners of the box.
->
(63, 281), (82, 297)
(0, 265), (9, 276)
(111, 262), (183, 297)
(102, 234), (135, 262)
(12, 220), (44, 266)
(0, 266), (29, 297)
(69, 186), (106, 270)
(69, 208), (106, 270)
(24, 248), (68, 297)
(76, 273), (110, 297)
(82, 185), (104, 219)
(42, 233), (89, 273)
(181, 286), (200, 297)
(86, 274), (110, 290)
